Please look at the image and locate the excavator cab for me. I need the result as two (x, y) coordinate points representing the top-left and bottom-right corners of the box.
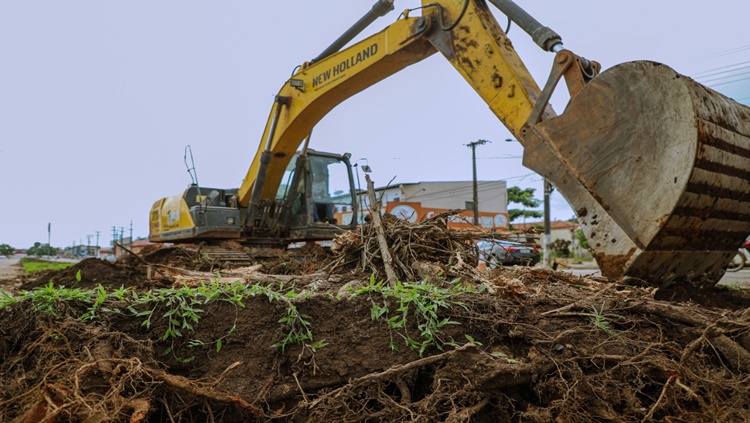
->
(273, 150), (359, 241)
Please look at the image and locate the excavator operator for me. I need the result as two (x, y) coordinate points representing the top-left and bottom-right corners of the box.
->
(311, 166), (336, 224)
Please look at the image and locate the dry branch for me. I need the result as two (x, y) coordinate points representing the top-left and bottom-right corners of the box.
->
(365, 175), (398, 285)
(327, 205), (481, 283)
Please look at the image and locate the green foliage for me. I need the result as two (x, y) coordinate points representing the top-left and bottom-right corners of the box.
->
(20, 258), (75, 274)
(0, 278), (324, 361)
(4, 282), (92, 316)
(26, 244), (60, 257)
(114, 279), (323, 358)
(576, 228), (590, 250)
(548, 239), (572, 258)
(244, 284), (325, 355)
(490, 351), (519, 364)
(506, 186), (543, 223)
(590, 301), (617, 335)
(0, 244), (14, 256)
(124, 281), (244, 358)
(352, 275), (477, 356)
(0, 289), (18, 309)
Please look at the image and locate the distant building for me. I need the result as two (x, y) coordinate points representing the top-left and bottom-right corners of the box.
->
(63, 244), (99, 258)
(337, 181), (510, 230)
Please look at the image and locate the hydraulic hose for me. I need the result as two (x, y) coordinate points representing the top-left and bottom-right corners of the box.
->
(311, 0), (395, 63)
(487, 0), (563, 52)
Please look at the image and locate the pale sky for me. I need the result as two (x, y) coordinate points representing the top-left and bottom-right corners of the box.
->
(1, 1), (748, 249)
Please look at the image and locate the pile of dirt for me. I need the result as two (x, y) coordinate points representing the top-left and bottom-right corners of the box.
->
(19, 258), (151, 291)
(3, 222), (750, 421)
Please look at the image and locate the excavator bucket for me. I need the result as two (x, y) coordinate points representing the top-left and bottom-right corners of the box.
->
(523, 60), (750, 286)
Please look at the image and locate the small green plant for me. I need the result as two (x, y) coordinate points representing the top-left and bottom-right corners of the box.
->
(1, 276), (324, 361)
(243, 284), (326, 355)
(352, 275), (475, 356)
(126, 285), (212, 358)
(273, 303), (325, 353)
(490, 351), (519, 364)
(590, 301), (617, 334)
(121, 279), (324, 360)
(81, 284), (108, 320)
(0, 289), (18, 309)
(9, 281), (93, 316)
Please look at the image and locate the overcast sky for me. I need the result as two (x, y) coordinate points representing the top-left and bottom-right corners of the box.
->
(1, 1), (748, 249)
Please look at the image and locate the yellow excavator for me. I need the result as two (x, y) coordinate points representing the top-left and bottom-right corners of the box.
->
(149, 0), (750, 286)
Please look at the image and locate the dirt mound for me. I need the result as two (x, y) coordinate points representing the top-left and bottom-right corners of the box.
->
(19, 258), (151, 291)
(3, 263), (750, 422)
(3, 216), (750, 422)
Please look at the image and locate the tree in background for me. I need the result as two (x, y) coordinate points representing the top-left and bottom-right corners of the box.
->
(576, 228), (590, 250)
(0, 244), (14, 256)
(507, 186), (543, 225)
(27, 243), (59, 257)
(548, 239), (572, 258)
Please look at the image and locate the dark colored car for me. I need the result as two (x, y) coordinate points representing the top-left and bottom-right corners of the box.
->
(477, 240), (540, 268)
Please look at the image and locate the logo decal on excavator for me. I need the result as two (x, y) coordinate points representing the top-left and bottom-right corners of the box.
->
(312, 43), (379, 90)
(167, 210), (180, 225)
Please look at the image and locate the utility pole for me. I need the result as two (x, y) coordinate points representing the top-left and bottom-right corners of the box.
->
(112, 226), (117, 257)
(465, 139), (490, 225)
(543, 179), (554, 267)
(506, 138), (554, 267)
(353, 159), (371, 224)
(95, 231), (101, 258)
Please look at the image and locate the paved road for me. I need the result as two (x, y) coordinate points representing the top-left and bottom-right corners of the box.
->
(564, 266), (750, 288)
(0, 256), (23, 293)
(0, 256), (21, 275)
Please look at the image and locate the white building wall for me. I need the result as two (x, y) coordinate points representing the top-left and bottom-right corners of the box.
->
(381, 181), (507, 213)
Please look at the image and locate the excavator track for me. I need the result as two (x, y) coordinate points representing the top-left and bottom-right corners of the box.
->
(197, 246), (256, 268)
(144, 244), (286, 270)
(524, 61), (750, 286)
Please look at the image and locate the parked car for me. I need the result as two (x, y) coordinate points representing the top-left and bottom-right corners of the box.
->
(477, 240), (540, 268)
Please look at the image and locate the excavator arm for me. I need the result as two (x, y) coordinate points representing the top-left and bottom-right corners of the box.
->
(237, 15), (435, 206)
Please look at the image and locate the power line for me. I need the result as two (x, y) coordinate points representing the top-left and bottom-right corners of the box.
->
(699, 44), (750, 61)
(693, 60), (750, 79)
(477, 155), (522, 160)
(699, 69), (750, 86)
